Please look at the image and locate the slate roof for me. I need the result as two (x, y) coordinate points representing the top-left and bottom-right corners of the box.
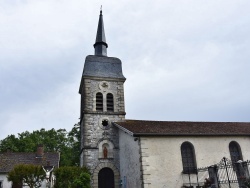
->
(79, 55), (126, 94)
(82, 55), (126, 80)
(95, 11), (107, 46)
(113, 120), (250, 136)
(0, 152), (60, 173)
(93, 10), (108, 56)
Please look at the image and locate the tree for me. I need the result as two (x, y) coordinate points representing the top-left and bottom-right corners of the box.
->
(7, 164), (45, 188)
(0, 123), (81, 166)
(54, 166), (90, 188)
(67, 123), (81, 166)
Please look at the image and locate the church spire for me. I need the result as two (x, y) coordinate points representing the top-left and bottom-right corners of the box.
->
(94, 9), (108, 56)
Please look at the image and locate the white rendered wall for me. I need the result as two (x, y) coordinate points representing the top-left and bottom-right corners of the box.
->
(0, 174), (12, 188)
(137, 136), (250, 188)
(0, 174), (51, 188)
(119, 130), (141, 188)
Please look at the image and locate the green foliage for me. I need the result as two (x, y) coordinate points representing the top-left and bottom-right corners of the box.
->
(7, 164), (45, 188)
(0, 123), (80, 166)
(54, 166), (90, 188)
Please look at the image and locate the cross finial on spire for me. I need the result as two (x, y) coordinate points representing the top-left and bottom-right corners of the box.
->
(100, 5), (102, 14)
(93, 8), (108, 56)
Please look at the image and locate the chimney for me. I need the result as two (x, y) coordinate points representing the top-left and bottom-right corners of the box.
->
(36, 144), (44, 158)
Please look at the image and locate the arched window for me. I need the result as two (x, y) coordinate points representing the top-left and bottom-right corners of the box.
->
(229, 141), (243, 163)
(181, 142), (197, 174)
(96, 92), (103, 111)
(106, 93), (114, 112)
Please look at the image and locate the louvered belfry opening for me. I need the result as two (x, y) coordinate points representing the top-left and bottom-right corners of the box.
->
(107, 93), (114, 112)
(96, 92), (103, 111)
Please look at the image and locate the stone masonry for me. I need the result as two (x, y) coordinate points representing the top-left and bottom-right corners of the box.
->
(79, 77), (126, 187)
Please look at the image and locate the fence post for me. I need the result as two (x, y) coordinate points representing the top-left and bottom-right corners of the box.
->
(242, 161), (250, 179)
(235, 161), (249, 188)
(208, 165), (219, 188)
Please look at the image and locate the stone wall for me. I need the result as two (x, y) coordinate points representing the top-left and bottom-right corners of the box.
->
(80, 77), (125, 187)
(83, 78), (125, 113)
(81, 113), (122, 171)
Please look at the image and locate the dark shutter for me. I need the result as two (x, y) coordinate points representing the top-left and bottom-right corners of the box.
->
(107, 93), (114, 112)
(96, 92), (103, 111)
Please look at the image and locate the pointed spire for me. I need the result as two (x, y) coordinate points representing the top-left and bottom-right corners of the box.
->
(94, 8), (108, 56)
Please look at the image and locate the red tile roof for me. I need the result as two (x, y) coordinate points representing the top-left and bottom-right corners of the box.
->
(0, 152), (60, 173)
(113, 120), (250, 136)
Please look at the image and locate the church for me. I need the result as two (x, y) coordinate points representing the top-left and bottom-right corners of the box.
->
(79, 11), (250, 188)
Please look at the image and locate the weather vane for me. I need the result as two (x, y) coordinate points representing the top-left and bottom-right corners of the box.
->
(100, 5), (102, 14)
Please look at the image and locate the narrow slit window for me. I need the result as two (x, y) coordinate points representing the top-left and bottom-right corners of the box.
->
(96, 92), (103, 111)
(107, 93), (114, 112)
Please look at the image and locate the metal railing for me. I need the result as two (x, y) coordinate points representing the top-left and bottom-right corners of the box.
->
(182, 158), (250, 188)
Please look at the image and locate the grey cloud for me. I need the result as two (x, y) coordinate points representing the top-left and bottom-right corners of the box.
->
(1, 0), (250, 139)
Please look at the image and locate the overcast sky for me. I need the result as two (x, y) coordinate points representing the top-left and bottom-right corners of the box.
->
(1, 0), (250, 140)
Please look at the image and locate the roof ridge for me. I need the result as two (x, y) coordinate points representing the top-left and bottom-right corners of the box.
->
(119, 119), (250, 123)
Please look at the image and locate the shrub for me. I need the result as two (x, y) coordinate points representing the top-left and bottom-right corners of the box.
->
(54, 166), (90, 188)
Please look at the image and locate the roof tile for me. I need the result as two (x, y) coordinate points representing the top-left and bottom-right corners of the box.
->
(114, 120), (250, 136)
(0, 152), (60, 173)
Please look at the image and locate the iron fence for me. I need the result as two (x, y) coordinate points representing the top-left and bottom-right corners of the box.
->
(182, 157), (250, 188)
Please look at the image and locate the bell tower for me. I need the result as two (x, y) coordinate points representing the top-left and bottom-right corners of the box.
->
(79, 10), (126, 188)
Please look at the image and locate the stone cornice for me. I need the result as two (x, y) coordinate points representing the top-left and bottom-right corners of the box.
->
(83, 111), (126, 115)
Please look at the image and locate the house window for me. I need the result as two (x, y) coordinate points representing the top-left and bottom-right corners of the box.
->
(96, 92), (103, 111)
(106, 93), (114, 112)
(229, 141), (243, 163)
(181, 142), (197, 174)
